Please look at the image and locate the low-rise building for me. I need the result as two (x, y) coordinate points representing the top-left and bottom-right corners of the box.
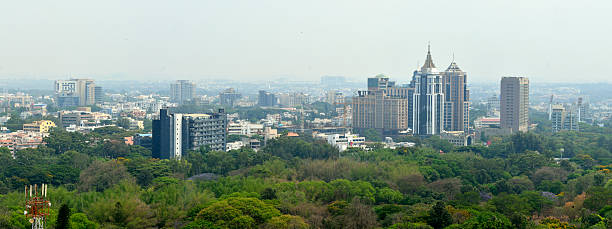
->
(440, 131), (474, 147)
(327, 132), (366, 151)
(226, 141), (245, 151)
(227, 120), (264, 136)
(23, 120), (57, 133)
(0, 131), (47, 153)
(473, 117), (500, 129)
(58, 110), (111, 128)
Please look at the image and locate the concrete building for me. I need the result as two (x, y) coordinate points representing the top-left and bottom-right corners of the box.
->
(0, 131), (47, 153)
(326, 90), (344, 105)
(219, 88), (242, 107)
(327, 132), (366, 151)
(440, 131), (474, 146)
(443, 61), (470, 132)
(54, 79), (98, 107)
(487, 95), (500, 117)
(94, 86), (104, 104)
(58, 110), (111, 128)
(258, 90), (277, 107)
(352, 74), (412, 136)
(171, 80), (196, 104)
(577, 97), (590, 122)
(474, 117), (500, 129)
(153, 108), (227, 159)
(551, 104), (579, 133)
(500, 77), (529, 133)
(278, 92), (309, 108)
(22, 120), (56, 133)
(227, 120), (264, 136)
(412, 46), (445, 135)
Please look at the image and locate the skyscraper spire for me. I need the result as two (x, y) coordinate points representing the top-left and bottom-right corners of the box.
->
(421, 43), (436, 71)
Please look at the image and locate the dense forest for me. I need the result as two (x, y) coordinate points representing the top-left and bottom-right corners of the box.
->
(1, 123), (611, 228)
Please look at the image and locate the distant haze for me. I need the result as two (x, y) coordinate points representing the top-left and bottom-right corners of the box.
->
(0, 0), (610, 83)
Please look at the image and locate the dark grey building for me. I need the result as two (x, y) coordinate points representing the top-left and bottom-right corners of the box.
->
(153, 108), (227, 159)
(258, 90), (277, 107)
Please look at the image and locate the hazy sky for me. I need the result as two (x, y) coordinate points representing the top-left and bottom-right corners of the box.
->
(0, 0), (610, 83)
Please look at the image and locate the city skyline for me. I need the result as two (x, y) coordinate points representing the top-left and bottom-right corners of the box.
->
(1, 0), (611, 83)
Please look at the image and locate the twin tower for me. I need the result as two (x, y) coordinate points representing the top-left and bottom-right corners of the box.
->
(352, 46), (469, 136)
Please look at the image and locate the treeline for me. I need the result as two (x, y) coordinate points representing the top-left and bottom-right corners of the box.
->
(0, 126), (611, 228)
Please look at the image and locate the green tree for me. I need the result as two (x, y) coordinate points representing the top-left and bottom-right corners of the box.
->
(361, 128), (382, 142)
(426, 202), (452, 229)
(69, 213), (98, 229)
(262, 215), (309, 229)
(461, 211), (513, 229)
(197, 197), (281, 228)
(56, 204), (71, 229)
(78, 160), (134, 192)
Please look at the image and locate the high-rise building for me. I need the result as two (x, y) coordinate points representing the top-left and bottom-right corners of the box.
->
(551, 104), (579, 133)
(278, 92), (310, 107)
(443, 61), (470, 132)
(171, 80), (196, 104)
(54, 79), (97, 107)
(258, 90), (277, 107)
(412, 46), (445, 135)
(219, 88), (242, 107)
(352, 74), (412, 136)
(500, 77), (529, 133)
(152, 108), (227, 159)
(486, 95), (500, 117)
(326, 90), (344, 105)
(577, 97), (590, 122)
(94, 86), (104, 104)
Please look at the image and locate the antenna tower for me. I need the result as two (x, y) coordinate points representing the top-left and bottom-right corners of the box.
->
(25, 184), (51, 229)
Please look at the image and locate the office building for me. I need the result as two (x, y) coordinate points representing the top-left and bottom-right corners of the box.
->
(152, 108), (227, 159)
(443, 61), (470, 132)
(577, 97), (590, 122)
(412, 46), (445, 135)
(352, 74), (412, 136)
(258, 90), (277, 107)
(54, 79), (97, 107)
(171, 80), (196, 104)
(487, 95), (500, 117)
(326, 90), (344, 105)
(58, 110), (111, 128)
(500, 77), (529, 133)
(219, 88), (242, 107)
(551, 104), (579, 133)
(278, 92), (309, 108)
(94, 86), (104, 104)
